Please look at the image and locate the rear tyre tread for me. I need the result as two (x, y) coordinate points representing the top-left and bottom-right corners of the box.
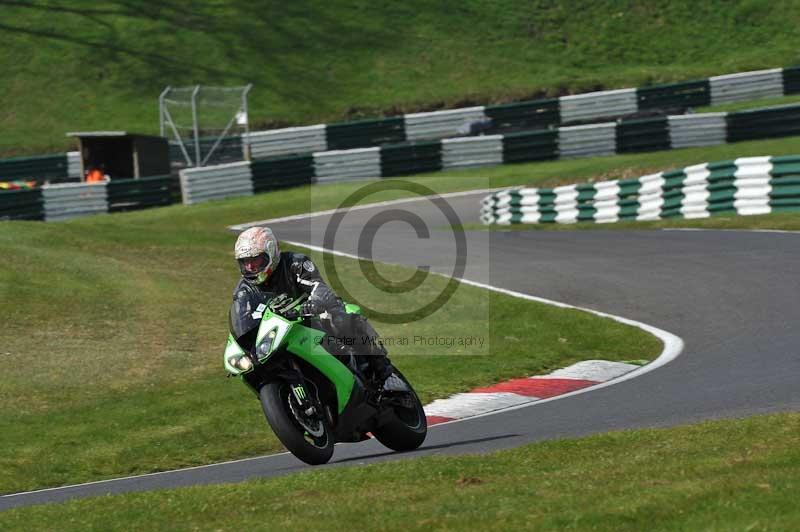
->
(373, 371), (427, 452)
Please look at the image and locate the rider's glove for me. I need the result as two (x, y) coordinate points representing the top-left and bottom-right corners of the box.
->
(282, 300), (322, 320)
(300, 300), (323, 316)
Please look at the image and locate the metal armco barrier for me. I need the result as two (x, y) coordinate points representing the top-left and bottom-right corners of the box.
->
(559, 88), (638, 123)
(10, 89), (800, 221)
(326, 117), (405, 150)
(380, 141), (442, 176)
(637, 79), (711, 110)
(441, 136), (503, 169)
(0, 188), (44, 221)
(480, 156), (800, 225)
(0, 153), (70, 183)
(242, 125), (327, 159)
(313, 147), (381, 183)
(107, 175), (179, 212)
(179, 161), (253, 205)
(726, 104), (800, 143)
(558, 123), (617, 158)
(617, 117), (670, 153)
(667, 113), (728, 148)
(501, 130), (558, 163)
(42, 182), (108, 222)
(250, 155), (314, 193)
(404, 107), (488, 142)
(231, 65), (800, 159)
(485, 99), (559, 130)
(66, 151), (81, 179)
(8, 65), (800, 180)
(709, 69), (784, 106)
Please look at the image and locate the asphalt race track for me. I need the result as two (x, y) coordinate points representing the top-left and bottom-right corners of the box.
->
(3, 190), (800, 510)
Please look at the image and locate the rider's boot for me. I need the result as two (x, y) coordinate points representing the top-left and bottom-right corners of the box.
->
(366, 344), (409, 393)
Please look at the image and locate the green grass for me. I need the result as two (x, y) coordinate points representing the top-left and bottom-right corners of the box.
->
(0, 173), (659, 494)
(2, 412), (798, 531)
(3, 1), (800, 155)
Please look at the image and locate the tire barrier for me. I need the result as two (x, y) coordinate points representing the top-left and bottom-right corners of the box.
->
(239, 65), (800, 157)
(6, 65), (800, 221)
(7, 100), (800, 218)
(5, 65), (800, 184)
(196, 102), (800, 210)
(480, 156), (800, 225)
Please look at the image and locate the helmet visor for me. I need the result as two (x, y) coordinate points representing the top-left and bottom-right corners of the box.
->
(238, 254), (269, 278)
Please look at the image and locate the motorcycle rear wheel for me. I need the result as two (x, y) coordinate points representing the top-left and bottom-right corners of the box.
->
(259, 381), (334, 465)
(372, 370), (427, 452)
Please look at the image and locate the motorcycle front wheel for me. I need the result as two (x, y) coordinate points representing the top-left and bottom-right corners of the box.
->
(259, 381), (334, 465)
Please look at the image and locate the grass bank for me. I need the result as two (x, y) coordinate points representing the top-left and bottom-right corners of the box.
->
(2, 413), (797, 531)
(3, 1), (800, 155)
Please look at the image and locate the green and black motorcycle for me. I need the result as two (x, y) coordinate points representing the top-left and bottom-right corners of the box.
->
(224, 290), (427, 465)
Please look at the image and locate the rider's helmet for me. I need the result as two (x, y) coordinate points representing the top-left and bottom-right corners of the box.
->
(234, 226), (280, 285)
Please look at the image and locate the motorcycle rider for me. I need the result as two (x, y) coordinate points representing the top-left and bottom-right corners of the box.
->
(232, 226), (408, 392)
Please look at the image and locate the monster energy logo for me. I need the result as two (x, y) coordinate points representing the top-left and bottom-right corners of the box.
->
(292, 386), (306, 401)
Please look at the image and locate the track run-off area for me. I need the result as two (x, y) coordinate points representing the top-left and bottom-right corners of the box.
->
(3, 188), (800, 510)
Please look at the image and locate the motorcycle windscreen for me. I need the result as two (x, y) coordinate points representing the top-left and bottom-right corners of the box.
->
(229, 289), (275, 350)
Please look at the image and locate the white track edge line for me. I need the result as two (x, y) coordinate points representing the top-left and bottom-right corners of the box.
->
(662, 228), (800, 234)
(228, 187), (501, 231)
(282, 239), (684, 429)
(1, 451), (293, 499)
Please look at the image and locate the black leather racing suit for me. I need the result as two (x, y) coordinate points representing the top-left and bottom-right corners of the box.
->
(232, 251), (392, 380)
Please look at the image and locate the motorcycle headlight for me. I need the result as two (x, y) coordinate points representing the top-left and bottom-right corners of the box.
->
(256, 328), (278, 358)
(227, 355), (253, 372)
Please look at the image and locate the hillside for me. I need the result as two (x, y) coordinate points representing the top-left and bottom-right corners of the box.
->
(2, 0), (800, 155)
